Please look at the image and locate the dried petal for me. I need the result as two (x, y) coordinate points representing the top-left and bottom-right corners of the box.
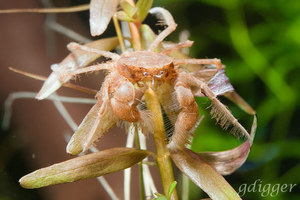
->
(198, 115), (256, 175)
(169, 147), (241, 200)
(36, 37), (118, 100)
(207, 69), (234, 96)
(199, 141), (250, 176)
(67, 101), (117, 155)
(89, 0), (120, 36)
(20, 148), (150, 189)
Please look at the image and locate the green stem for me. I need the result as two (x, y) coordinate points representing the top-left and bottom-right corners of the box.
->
(112, 16), (126, 52)
(134, 124), (145, 200)
(144, 88), (178, 200)
(181, 174), (189, 200)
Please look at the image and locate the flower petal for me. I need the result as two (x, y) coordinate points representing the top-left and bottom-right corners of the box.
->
(169, 147), (241, 200)
(89, 0), (120, 36)
(20, 148), (150, 189)
(207, 69), (234, 96)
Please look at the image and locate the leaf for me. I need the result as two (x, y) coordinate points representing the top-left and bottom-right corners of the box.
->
(169, 147), (241, 200)
(115, 11), (133, 22)
(136, 0), (153, 22)
(198, 115), (257, 175)
(36, 37), (118, 100)
(20, 148), (150, 189)
(198, 133), (252, 175)
(168, 181), (177, 200)
(153, 193), (168, 200)
(120, 0), (136, 17)
(66, 101), (117, 155)
(89, 0), (120, 36)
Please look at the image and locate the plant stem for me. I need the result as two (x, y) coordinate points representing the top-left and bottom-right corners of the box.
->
(134, 124), (145, 200)
(112, 16), (126, 52)
(144, 88), (178, 200)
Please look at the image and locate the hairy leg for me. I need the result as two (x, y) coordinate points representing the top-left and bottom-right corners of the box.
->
(187, 74), (251, 140)
(148, 7), (177, 51)
(169, 75), (199, 149)
(160, 40), (194, 54)
(68, 62), (114, 77)
(67, 42), (120, 60)
(174, 58), (223, 69)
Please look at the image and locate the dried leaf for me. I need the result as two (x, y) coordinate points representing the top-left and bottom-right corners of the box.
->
(66, 101), (117, 155)
(89, 0), (120, 36)
(20, 147), (150, 189)
(36, 37), (118, 100)
(207, 69), (234, 96)
(169, 147), (241, 200)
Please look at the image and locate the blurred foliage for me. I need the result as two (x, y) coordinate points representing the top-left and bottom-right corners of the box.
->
(155, 0), (299, 199)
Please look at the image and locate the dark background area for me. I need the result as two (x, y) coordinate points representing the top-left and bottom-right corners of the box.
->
(0, 0), (299, 199)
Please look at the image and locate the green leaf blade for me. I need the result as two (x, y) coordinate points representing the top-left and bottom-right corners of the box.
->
(136, 0), (153, 22)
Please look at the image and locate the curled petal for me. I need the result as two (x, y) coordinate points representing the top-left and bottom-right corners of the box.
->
(90, 0), (120, 36)
(20, 148), (150, 189)
(169, 147), (241, 200)
(199, 141), (250, 176)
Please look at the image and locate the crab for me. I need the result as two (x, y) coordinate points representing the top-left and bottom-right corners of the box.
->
(36, 7), (251, 155)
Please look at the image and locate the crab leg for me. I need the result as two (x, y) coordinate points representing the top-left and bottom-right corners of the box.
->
(148, 7), (177, 51)
(174, 58), (223, 69)
(160, 40), (194, 54)
(110, 75), (140, 122)
(68, 62), (114, 77)
(67, 42), (120, 60)
(188, 73), (251, 140)
(66, 72), (120, 155)
(168, 74), (199, 149)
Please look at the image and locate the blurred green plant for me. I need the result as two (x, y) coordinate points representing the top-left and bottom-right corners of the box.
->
(156, 0), (300, 199)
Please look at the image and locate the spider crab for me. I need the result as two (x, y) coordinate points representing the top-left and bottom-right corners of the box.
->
(36, 7), (251, 155)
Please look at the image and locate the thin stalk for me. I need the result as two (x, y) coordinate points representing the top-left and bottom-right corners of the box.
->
(9, 67), (97, 95)
(124, 126), (135, 200)
(0, 4), (89, 14)
(112, 16), (126, 52)
(128, 22), (142, 51)
(134, 124), (145, 200)
(144, 88), (178, 200)
(181, 174), (189, 200)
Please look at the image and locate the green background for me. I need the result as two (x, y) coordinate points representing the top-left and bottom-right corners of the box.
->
(155, 0), (299, 199)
